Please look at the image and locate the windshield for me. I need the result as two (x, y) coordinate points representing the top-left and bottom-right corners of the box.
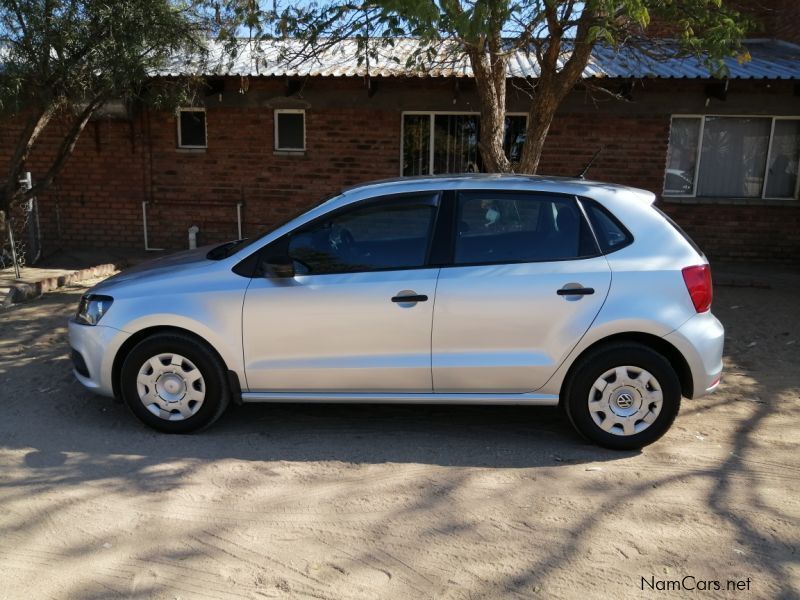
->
(206, 192), (343, 260)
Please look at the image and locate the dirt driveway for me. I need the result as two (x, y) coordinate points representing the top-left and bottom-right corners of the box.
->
(0, 271), (797, 599)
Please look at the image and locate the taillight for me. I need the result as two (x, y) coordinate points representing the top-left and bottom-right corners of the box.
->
(682, 264), (713, 313)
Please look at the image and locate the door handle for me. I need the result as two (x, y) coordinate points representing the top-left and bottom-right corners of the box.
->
(391, 294), (428, 303)
(557, 287), (595, 296)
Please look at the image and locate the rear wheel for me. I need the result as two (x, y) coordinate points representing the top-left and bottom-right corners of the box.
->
(120, 333), (230, 433)
(563, 343), (681, 450)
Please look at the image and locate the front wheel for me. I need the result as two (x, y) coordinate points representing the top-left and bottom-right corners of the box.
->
(120, 333), (230, 433)
(563, 343), (681, 450)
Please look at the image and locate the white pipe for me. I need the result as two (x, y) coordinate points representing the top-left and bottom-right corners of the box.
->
(188, 225), (199, 249)
(236, 202), (243, 239)
(142, 201), (164, 251)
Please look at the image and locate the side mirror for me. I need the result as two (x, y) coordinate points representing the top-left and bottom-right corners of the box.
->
(262, 255), (294, 278)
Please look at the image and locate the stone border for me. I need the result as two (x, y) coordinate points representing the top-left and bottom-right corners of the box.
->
(1, 262), (125, 308)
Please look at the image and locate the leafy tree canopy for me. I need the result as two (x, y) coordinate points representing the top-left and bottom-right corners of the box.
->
(0, 0), (206, 210)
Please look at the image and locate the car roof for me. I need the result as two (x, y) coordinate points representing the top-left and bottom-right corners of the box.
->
(340, 174), (655, 204)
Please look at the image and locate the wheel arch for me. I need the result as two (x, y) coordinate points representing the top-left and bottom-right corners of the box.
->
(112, 325), (242, 403)
(559, 332), (693, 401)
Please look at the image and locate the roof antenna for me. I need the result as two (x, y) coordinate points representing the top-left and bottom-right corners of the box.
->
(577, 147), (603, 179)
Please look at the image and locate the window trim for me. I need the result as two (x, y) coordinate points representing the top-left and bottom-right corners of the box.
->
(274, 109), (306, 152)
(664, 114), (800, 201)
(176, 107), (208, 149)
(399, 111), (528, 177)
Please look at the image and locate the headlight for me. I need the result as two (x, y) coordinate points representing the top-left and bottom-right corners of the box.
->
(75, 294), (114, 325)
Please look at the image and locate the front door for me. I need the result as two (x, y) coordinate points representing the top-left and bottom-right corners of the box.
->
(432, 190), (612, 393)
(242, 192), (441, 393)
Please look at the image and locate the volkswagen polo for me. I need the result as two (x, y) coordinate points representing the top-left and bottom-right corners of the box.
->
(68, 175), (724, 449)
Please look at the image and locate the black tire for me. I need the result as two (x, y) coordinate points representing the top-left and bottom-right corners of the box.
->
(563, 342), (681, 450)
(120, 332), (230, 433)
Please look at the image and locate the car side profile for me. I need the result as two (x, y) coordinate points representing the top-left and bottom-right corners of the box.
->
(68, 175), (724, 450)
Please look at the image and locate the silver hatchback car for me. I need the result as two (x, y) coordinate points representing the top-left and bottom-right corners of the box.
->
(69, 175), (723, 449)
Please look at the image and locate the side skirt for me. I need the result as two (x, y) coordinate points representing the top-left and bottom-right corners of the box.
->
(240, 392), (559, 405)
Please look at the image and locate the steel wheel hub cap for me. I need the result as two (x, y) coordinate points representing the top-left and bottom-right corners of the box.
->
(137, 353), (205, 421)
(588, 366), (663, 437)
(156, 373), (186, 402)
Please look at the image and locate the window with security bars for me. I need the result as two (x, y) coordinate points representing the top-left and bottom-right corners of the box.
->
(402, 113), (527, 176)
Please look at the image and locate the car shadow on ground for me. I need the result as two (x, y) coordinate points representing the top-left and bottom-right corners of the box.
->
(14, 393), (636, 472)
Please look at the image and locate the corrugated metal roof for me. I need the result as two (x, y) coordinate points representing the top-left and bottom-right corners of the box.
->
(159, 38), (800, 80)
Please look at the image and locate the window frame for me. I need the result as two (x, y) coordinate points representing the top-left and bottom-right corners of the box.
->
(444, 190), (602, 268)
(266, 191), (443, 276)
(664, 114), (800, 201)
(176, 107), (208, 149)
(399, 111), (528, 177)
(274, 109), (306, 152)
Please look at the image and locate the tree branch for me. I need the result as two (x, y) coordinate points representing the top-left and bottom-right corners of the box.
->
(23, 98), (106, 201)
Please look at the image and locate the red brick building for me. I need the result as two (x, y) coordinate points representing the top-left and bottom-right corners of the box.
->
(2, 27), (799, 263)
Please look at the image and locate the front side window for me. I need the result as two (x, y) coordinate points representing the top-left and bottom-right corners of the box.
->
(664, 115), (800, 199)
(177, 108), (207, 148)
(402, 113), (527, 176)
(275, 110), (305, 151)
(287, 194), (439, 275)
(454, 192), (598, 264)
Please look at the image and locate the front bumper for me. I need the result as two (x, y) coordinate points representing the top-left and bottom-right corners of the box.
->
(664, 311), (725, 399)
(68, 319), (131, 398)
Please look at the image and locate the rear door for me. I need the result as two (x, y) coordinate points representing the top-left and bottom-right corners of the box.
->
(432, 191), (611, 393)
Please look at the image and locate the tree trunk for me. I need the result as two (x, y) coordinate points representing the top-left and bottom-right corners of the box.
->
(518, 87), (561, 174)
(467, 38), (511, 174)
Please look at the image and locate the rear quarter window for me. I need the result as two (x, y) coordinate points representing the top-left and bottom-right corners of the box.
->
(580, 199), (633, 254)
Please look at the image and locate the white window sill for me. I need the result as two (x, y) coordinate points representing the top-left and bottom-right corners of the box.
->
(273, 149), (306, 156)
(660, 195), (798, 207)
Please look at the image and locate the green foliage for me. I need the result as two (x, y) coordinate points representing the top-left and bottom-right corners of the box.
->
(0, 0), (207, 116)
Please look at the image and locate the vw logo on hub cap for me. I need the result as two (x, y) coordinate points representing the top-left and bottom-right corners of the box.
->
(616, 392), (634, 409)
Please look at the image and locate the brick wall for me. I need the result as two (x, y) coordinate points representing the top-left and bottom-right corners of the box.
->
(2, 77), (799, 263)
(141, 102), (398, 248)
(753, 0), (800, 45)
(1, 81), (400, 252)
(540, 114), (671, 192)
(660, 203), (800, 263)
(0, 113), (146, 249)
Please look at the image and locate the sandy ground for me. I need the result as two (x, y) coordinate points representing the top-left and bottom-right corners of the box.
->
(0, 273), (798, 599)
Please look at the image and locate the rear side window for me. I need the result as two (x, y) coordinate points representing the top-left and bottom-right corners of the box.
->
(581, 199), (633, 254)
(454, 192), (599, 264)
